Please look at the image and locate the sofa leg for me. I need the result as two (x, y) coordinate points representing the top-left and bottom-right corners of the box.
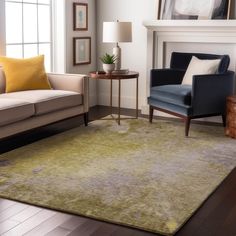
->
(84, 112), (89, 126)
(222, 114), (226, 127)
(185, 117), (191, 137)
(149, 106), (154, 123)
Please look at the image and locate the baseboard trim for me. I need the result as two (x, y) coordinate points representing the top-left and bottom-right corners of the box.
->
(91, 105), (223, 127)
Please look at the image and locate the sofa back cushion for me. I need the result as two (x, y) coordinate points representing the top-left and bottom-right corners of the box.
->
(170, 52), (230, 74)
(0, 67), (6, 94)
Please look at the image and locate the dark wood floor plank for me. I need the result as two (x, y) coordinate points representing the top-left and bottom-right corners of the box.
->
(23, 212), (71, 236)
(111, 227), (137, 236)
(0, 203), (29, 223)
(90, 222), (119, 236)
(192, 185), (236, 236)
(131, 230), (157, 236)
(67, 220), (102, 236)
(176, 167), (236, 236)
(127, 228), (157, 236)
(91, 222), (156, 236)
(45, 226), (71, 236)
(0, 219), (20, 234)
(219, 200), (236, 236)
(2, 209), (56, 236)
(59, 216), (87, 231)
(216, 208), (236, 236)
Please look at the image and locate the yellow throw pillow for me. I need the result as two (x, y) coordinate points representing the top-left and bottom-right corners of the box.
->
(0, 55), (51, 93)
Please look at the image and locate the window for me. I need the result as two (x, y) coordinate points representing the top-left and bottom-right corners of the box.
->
(5, 0), (52, 71)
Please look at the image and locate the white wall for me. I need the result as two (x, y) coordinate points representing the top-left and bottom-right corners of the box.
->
(96, 0), (157, 109)
(65, 0), (97, 107)
(52, 0), (66, 73)
(0, 0), (6, 56)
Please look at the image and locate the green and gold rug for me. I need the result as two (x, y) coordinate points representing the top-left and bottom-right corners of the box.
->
(0, 118), (236, 235)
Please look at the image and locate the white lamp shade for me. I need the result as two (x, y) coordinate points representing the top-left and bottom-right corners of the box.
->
(103, 22), (132, 43)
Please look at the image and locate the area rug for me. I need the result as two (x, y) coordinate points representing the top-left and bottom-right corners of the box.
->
(0, 118), (236, 235)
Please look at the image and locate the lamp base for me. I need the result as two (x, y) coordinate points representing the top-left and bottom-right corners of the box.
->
(113, 44), (121, 70)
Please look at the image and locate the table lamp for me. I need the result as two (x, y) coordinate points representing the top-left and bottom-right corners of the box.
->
(103, 21), (132, 72)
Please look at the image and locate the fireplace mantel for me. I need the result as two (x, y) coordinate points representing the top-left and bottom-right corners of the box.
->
(143, 20), (236, 69)
(142, 20), (236, 115)
(143, 20), (236, 32)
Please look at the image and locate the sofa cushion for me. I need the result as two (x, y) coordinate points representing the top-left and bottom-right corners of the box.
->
(0, 99), (35, 126)
(0, 90), (83, 115)
(150, 85), (192, 107)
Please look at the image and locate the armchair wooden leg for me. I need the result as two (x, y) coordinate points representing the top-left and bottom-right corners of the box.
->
(149, 106), (154, 123)
(84, 112), (89, 126)
(185, 117), (191, 137)
(222, 114), (226, 127)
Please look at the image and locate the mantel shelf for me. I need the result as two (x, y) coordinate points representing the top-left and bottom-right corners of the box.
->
(143, 20), (236, 32)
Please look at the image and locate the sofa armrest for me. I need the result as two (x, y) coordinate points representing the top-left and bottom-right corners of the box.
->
(47, 73), (89, 113)
(192, 71), (235, 116)
(151, 69), (185, 87)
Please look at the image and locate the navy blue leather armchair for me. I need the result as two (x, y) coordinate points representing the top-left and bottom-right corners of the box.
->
(148, 52), (235, 136)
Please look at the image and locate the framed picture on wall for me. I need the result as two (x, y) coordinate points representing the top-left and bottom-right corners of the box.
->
(73, 3), (88, 31)
(73, 37), (91, 65)
(159, 0), (231, 20)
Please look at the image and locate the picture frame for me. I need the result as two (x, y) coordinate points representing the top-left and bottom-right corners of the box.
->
(212, 0), (231, 19)
(73, 3), (88, 31)
(73, 37), (91, 65)
(159, 0), (231, 20)
(157, 0), (162, 19)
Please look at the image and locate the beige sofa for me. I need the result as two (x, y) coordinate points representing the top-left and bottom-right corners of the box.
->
(0, 67), (89, 139)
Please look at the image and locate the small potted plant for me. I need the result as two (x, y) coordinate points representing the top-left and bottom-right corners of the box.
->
(100, 53), (116, 74)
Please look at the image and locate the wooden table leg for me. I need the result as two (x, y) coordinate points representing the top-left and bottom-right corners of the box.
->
(118, 78), (121, 125)
(136, 77), (139, 118)
(110, 78), (113, 115)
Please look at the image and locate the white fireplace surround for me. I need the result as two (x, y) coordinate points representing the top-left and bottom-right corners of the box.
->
(142, 20), (236, 118)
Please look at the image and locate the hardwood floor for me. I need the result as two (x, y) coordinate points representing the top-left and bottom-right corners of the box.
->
(0, 105), (236, 236)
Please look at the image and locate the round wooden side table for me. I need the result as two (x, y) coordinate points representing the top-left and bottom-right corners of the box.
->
(226, 96), (236, 138)
(90, 71), (139, 125)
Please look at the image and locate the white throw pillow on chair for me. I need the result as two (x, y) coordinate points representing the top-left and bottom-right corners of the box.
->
(182, 56), (221, 85)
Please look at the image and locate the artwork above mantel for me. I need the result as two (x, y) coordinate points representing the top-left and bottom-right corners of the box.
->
(158, 0), (231, 20)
